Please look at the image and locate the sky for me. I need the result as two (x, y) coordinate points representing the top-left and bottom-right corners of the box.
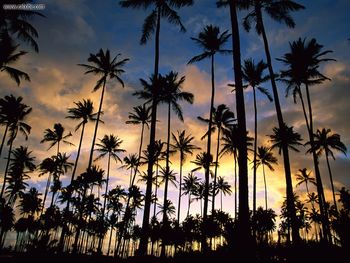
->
(1, 0), (350, 225)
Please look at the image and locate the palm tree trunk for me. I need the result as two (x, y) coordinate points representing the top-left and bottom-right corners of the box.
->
(234, 151), (237, 219)
(262, 165), (268, 210)
(0, 139), (13, 198)
(212, 126), (221, 213)
(0, 124), (9, 157)
(177, 153), (183, 223)
(229, 1), (251, 253)
(139, 6), (161, 256)
(220, 191), (223, 211)
(304, 83), (330, 242)
(88, 81), (106, 168)
(258, 9), (300, 245)
(325, 153), (338, 212)
(187, 193), (191, 217)
(253, 86), (258, 217)
(161, 102), (171, 257)
(98, 152), (111, 253)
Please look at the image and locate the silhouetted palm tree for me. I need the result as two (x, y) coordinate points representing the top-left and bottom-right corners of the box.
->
(256, 146), (278, 210)
(95, 134), (125, 252)
(242, 58), (272, 217)
(279, 38), (335, 240)
(188, 24), (231, 226)
(241, 0), (305, 245)
(216, 176), (232, 211)
(119, 1), (193, 254)
(126, 104), (151, 186)
(198, 104), (235, 213)
(122, 154), (140, 187)
(308, 128), (347, 212)
(295, 168), (316, 210)
(0, 0), (44, 52)
(0, 96), (31, 199)
(40, 123), (73, 155)
(78, 49), (129, 169)
(5, 146), (35, 206)
(171, 130), (200, 223)
(182, 172), (200, 217)
(0, 32), (29, 85)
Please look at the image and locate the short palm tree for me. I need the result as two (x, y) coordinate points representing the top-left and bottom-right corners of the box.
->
(125, 104), (151, 186)
(216, 176), (232, 211)
(307, 128), (347, 212)
(0, 96), (31, 199)
(188, 24), (231, 222)
(40, 123), (73, 155)
(95, 134), (125, 252)
(182, 172), (200, 217)
(295, 168), (316, 210)
(119, 1), (193, 253)
(171, 130), (200, 223)
(122, 153), (140, 187)
(256, 146), (278, 210)
(78, 48), (129, 169)
(242, 58), (272, 217)
(198, 104), (235, 213)
(0, 32), (30, 85)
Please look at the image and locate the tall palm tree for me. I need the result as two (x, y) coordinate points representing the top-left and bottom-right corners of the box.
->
(119, 1), (193, 254)
(188, 24), (231, 229)
(95, 134), (125, 252)
(242, 58), (272, 218)
(216, 176), (232, 211)
(122, 154), (140, 187)
(240, 0), (305, 245)
(268, 123), (302, 242)
(0, 96), (31, 199)
(295, 168), (316, 209)
(171, 130), (200, 223)
(0, 32), (30, 86)
(256, 146), (278, 210)
(182, 172), (200, 217)
(78, 49), (129, 169)
(5, 146), (35, 206)
(308, 128), (347, 212)
(278, 38), (335, 240)
(216, 1), (251, 252)
(40, 123), (73, 155)
(198, 104), (235, 213)
(125, 104), (151, 186)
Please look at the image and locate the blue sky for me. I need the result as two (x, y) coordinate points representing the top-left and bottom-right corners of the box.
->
(1, 0), (350, 223)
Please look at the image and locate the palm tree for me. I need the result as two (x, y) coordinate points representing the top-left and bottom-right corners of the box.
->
(278, 38), (336, 240)
(308, 128), (347, 212)
(171, 130), (200, 223)
(216, 176), (232, 211)
(78, 49), (129, 169)
(188, 24), (231, 226)
(182, 172), (200, 217)
(256, 146), (278, 210)
(125, 104), (151, 186)
(40, 123), (73, 155)
(242, 58), (272, 217)
(95, 134), (125, 252)
(0, 32), (30, 85)
(216, 1), (251, 252)
(122, 154), (140, 187)
(295, 168), (316, 208)
(5, 146), (35, 206)
(0, 96), (31, 199)
(198, 104), (235, 213)
(66, 99), (97, 183)
(119, 1), (193, 254)
(0, 0), (44, 52)
(240, 0), (305, 245)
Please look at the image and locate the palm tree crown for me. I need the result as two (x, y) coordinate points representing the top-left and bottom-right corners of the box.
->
(66, 99), (97, 131)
